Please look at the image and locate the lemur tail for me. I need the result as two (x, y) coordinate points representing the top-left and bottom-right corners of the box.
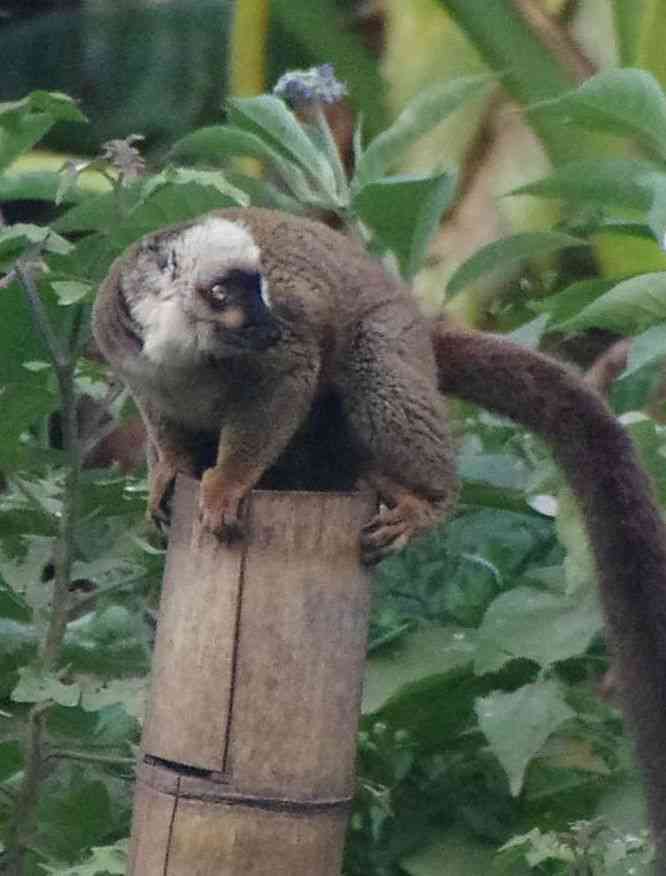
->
(433, 323), (666, 872)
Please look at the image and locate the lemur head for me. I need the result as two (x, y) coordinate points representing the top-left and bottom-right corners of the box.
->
(117, 215), (281, 365)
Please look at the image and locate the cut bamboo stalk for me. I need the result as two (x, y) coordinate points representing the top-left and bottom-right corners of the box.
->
(129, 477), (375, 876)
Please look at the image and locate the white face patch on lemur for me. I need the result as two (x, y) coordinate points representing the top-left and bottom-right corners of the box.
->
(179, 217), (262, 277)
(129, 217), (267, 365)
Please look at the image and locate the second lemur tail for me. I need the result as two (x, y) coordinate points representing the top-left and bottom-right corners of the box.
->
(432, 323), (666, 874)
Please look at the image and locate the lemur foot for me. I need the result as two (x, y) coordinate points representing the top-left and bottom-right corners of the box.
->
(198, 466), (246, 543)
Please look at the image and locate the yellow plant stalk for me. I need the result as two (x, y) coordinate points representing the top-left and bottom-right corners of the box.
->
(228, 0), (270, 177)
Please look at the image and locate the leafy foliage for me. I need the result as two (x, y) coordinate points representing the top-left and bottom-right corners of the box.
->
(3, 10), (666, 874)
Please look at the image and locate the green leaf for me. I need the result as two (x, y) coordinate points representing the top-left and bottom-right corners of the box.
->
(0, 170), (87, 204)
(0, 223), (73, 261)
(55, 179), (243, 249)
(0, 115), (52, 173)
(401, 827), (497, 876)
(475, 586), (602, 674)
(171, 125), (321, 204)
(12, 665), (80, 707)
(581, 220), (657, 241)
(363, 625), (477, 714)
(50, 281), (94, 306)
(139, 167), (248, 207)
(48, 232), (121, 286)
(622, 415), (666, 506)
(227, 95), (337, 196)
(40, 842), (128, 875)
(110, 180), (247, 249)
(170, 124), (275, 164)
(53, 189), (136, 234)
(475, 680), (576, 796)
(370, 665), (493, 752)
(0, 91), (86, 124)
(0, 535), (54, 602)
(80, 678), (146, 720)
(447, 231), (585, 296)
(508, 313), (550, 349)
(0, 92), (86, 173)
(36, 766), (114, 862)
(618, 322), (666, 379)
(538, 69), (666, 161)
(0, 381), (56, 469)
(536, 277), (624, 326)
(445, 509), (554, 586)
(644, 171), (666, 245)
(0, 740), (23, 783)
(354, 76), (491, 188)
(556, 489), (599, 599)
(435, 0), (585, 165)
(353, 172), (457, 279)
(511, 159), (660, 211)
(560, 272), (666, 333)
(611, 0), (642, 66)
(225, 173), (305, 214)
(498, 828), (575, 868)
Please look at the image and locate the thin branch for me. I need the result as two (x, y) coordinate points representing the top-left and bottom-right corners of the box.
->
(9, 261), (84, 874)
(512, 0), (596, 82)
(5, 703), (50, 876)
(15, 267), (80, 668)
(67, 573), (147, 620)
(14, 260), (67, 375)
(42, 365), (79, 669)
(44, 749), (136, 769)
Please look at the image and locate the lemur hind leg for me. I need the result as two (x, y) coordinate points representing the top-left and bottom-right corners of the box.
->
(339, 324), (459, 563)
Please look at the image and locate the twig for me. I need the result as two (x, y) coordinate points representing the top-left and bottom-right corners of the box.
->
(8, 260), (84, 874)
(5, 704), (50, 876)
(67, 573), (147, 620)
(44, 749), (136, 769)
(14, 263), (80, 668)
(14, 260), (67, 377)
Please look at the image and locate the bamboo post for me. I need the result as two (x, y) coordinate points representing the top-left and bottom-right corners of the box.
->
(129, 477), (375, 876)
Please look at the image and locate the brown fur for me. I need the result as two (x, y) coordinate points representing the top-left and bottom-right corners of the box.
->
(93, 208), (457, 552)
(94, 209), (666, 868)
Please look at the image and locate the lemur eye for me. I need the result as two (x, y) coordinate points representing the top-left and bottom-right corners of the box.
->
(199, 282), (228, 310)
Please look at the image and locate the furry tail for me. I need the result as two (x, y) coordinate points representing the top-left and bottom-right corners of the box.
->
(433, 323), (666, 871)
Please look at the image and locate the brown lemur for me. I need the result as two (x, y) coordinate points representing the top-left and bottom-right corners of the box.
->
(94, 207), (666, 868)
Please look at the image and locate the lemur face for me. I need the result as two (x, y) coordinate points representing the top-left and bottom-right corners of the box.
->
(119, 216), (281, 365)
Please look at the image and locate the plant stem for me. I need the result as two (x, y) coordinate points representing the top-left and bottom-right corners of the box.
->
(14, 261), (67, 375)
(16, 262), (80, 669)
(228, 0), (270, 178)
(8, 261), (83, 873)
(43, 361), (79, 669)
(68, 573), (147, 620)
(5, 704), (49, 876)
(45, 749), (136, 769)
(228, 0), (270, 98)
